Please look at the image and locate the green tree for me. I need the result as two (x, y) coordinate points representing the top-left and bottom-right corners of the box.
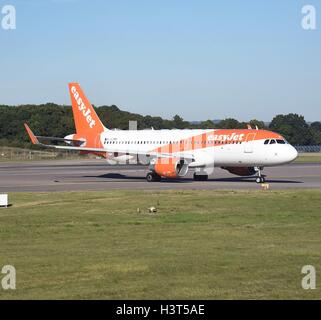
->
(311, 122), (321, 132)
(217, 118), (241, 129)
(269, 114), (315, 145)
(172, 115), (188, 129)
(249, 119), (266, 130)
(199, 120), (215, 129)
(310, 122), (321, 145)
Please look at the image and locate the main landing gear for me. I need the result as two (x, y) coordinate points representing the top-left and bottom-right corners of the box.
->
(255, 167), (266, 184)
(146, 172), (161, 182)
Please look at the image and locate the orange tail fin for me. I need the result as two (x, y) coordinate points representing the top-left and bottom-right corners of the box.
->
(68, 83), (107, 136)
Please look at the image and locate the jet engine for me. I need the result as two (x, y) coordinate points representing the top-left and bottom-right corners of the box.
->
(150, 158), (189, 178)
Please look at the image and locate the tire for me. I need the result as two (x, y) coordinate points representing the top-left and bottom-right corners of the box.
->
(146, 172), (161, 182)
(146, 172), (155, 182)
(256, 177), (262, 184)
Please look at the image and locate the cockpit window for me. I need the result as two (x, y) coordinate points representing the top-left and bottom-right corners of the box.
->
(270, 139), (276, 144)
(276, 139), (286, 144)
(264, 139), (269, 145)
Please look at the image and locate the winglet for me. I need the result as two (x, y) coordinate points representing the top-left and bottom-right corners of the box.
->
(24, 123), (39, 145)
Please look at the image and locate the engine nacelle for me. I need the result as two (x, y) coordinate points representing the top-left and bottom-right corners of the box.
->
(221, 166), (256, 177)
(150, 158), (189, 178)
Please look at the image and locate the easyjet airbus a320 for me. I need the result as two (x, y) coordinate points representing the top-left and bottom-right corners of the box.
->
(24, 83), (298, 183)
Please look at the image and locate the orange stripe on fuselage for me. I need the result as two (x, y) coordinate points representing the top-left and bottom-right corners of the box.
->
(152, 129), (283, 155)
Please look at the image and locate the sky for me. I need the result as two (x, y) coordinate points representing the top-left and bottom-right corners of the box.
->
(0, 0), (320, 122)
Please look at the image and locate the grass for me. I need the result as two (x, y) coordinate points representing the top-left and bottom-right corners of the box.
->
(0, 146), (89, 162)
(295, 153), (321, 163)
(0, 189), (321, 300)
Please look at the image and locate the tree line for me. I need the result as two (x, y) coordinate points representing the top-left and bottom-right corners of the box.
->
(0, 103), (320, 148)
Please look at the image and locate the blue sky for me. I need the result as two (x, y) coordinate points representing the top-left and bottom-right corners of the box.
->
(0, 0), (320, 121)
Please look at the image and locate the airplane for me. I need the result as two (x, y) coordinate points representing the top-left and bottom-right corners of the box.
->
(24, 83), (298, 183)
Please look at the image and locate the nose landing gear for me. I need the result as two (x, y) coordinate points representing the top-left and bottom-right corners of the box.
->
(255, 176), (266, 183)
(254, 167), (266, 183)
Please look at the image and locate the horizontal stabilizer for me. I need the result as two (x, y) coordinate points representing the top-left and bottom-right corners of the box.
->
(35, 135), (84, 145)
(24, 124), (84, 146)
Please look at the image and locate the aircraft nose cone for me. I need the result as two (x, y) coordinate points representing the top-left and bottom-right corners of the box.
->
(289, 146), (298, 162)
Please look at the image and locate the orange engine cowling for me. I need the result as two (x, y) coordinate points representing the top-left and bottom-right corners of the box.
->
(151, 158), (189, 178)
(222, 167), (256, 177)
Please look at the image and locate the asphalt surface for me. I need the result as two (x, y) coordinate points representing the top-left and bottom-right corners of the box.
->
(0, 159), (320, 192)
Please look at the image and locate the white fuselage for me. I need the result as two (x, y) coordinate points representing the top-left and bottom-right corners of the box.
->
(98, 129), (298, 168)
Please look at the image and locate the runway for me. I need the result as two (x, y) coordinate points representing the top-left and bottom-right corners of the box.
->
(0, 160), (321, 192)
(0, 159), (320, 192)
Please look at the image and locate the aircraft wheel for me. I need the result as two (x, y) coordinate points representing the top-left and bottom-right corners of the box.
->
(256, 177), (265, 183)
(146, 172), (154, 182)
(146, 172), (161, 182)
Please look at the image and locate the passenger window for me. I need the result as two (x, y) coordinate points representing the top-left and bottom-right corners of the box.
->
(264, 139), (269, 145)
(270, 139), (276, 144)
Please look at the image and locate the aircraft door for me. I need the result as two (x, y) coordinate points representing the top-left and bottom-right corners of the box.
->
(243, 133), (256, 153)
